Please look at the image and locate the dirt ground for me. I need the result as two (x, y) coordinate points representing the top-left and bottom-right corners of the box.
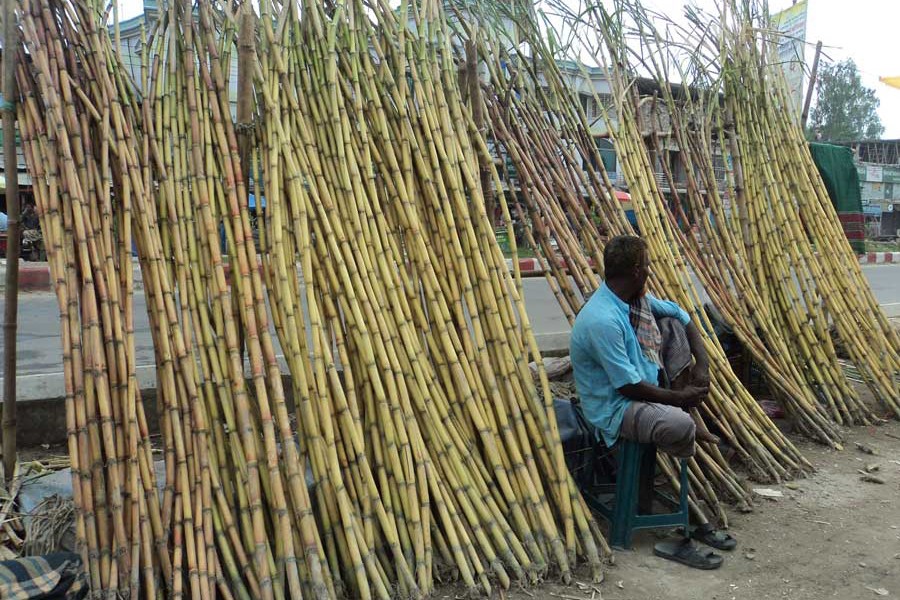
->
(468, 417), (900, 600)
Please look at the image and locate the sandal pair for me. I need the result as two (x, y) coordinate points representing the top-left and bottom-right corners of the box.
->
(654, 537), (723, 570)
(654, 524), (736, 570)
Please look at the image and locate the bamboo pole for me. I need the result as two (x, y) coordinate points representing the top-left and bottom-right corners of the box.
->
(1, 0), (19, 483)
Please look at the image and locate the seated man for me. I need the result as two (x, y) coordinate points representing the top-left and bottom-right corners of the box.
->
(571, 235), (715, 458)
(570, 235), (731, 568)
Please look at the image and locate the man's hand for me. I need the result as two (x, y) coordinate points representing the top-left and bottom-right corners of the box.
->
(690, 362), (710, 388)
(675, 385), (709, 409)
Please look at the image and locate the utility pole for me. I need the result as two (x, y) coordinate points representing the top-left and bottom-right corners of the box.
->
(235, 1), (256, 361)
(2, 0), (19, 482)
(802, 41), (823, 129)
(237, 1), (255, 192)
(466, 34), (495, 225)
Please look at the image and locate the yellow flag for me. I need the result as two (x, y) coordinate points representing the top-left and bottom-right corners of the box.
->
(880, 76), (900, 90)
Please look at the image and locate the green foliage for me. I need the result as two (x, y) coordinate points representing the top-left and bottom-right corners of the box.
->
(807, 59), (884, 142)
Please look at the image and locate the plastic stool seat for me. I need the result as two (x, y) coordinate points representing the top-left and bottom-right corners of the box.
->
(582, 439), (689, 550)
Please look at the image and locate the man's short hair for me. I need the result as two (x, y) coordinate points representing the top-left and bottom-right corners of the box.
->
(604, 235), (647, 279)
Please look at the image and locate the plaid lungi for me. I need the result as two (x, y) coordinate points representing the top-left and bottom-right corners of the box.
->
(0, 552), (87, 600)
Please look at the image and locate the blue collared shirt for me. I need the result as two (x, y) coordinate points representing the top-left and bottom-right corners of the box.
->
(570, 283), (690, 447)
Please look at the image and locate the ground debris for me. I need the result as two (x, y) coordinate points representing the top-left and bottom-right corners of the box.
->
(857, 470), (886, 484)
(753, 488), (784, 499)
(0, 464), (26, 559)
(548, 593), (586, 600)
(855, 442), (878, 455)
(574, 581), (603, 599)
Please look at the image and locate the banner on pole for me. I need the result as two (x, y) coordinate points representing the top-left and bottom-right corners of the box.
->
(772, 1), (809, 115)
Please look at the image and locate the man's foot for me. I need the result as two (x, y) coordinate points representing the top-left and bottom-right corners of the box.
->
(691, 412), (720, 445)
(696, 427), (720, 445)
(688, 523), (737, 551)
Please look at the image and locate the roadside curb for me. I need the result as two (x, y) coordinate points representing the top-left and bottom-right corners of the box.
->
(17, 265), (52, 291)
(507, 257), (542, 275)
(858, 252), (897, 265)
(505, 257), (595, 276)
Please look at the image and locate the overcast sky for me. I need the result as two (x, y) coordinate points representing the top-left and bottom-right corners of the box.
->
(114, 0), (900, 138)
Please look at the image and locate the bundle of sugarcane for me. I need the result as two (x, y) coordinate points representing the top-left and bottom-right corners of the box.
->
(140, 0), (321, 598)
(17, 0), (166, 594)
(603, 81), (834, 459)
(565, 0), (877, 435)
(716, 2), (900, 413)
(147, 0), (611, 594)
(20, 0), (612, 596)
(449, 19), (759, 522)
(447, 3), (818, 534)
(236, 0), (609, 593)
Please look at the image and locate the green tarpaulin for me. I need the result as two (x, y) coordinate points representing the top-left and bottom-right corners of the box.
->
(808, 142), (865, 252)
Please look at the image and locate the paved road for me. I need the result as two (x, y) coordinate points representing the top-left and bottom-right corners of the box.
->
(518, 262), (900, 334)
(2, 264), (898, 400)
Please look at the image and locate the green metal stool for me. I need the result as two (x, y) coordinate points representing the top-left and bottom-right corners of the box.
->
(583, 439), (690, 550)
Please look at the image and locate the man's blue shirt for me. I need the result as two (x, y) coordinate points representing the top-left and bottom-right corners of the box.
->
(570, 283), (690, 447)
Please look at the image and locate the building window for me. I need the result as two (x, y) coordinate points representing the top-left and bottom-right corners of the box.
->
(596, 138), (616, 174)
(579, 94), (595, 120)
(595, 94), (613, 110)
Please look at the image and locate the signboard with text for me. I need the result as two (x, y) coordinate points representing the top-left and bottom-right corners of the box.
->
(866, 164), (883, 182)
(772, 1), (808, 115)
(858, 164), (900, 182)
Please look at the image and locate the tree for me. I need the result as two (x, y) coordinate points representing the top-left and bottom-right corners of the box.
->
(807, 59), (884, 142)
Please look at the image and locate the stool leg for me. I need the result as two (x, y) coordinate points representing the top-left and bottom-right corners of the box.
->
(611, 442), (639, 549)
(637, 444), (656, 515)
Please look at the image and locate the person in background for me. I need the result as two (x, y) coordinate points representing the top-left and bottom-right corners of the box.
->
(22, 203), (39, 230)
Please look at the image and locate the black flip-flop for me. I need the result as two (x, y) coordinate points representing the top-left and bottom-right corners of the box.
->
(654, 537), (723, 570)
(689, 523), (737, 551)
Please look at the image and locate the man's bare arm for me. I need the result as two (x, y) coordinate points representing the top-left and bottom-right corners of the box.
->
(685, 321), (710, 386)
(619, 381), (708, 408)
